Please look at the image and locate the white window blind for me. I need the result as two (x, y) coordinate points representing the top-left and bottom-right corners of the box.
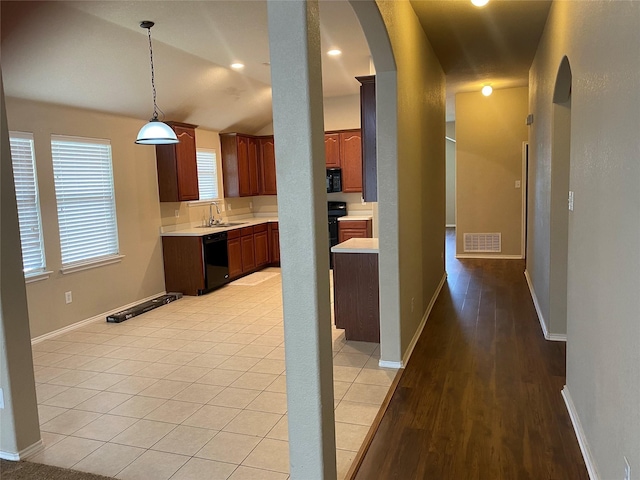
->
(196, 149), (219, 200)
(9, 131), (46, 275)
(51, 135), (119, 266)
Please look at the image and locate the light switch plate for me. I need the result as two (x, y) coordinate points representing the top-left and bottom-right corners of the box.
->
(515, 180), (521, 188)
(568, 191), (574, 211)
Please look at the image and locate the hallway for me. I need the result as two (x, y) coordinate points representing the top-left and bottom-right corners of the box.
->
(354, 229), (588, 479)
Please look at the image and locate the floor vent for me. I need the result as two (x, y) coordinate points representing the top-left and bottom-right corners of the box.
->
(463, 233), (501, 253)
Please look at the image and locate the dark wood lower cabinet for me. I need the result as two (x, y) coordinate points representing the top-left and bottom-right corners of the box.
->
(227, 233), (243, 279)
(162, 237), (205, 296)
(333, 252), (380, 342)
(240, 231), (256, 273)
(269, 223), (280, 266)
(254, 226), (269, 268)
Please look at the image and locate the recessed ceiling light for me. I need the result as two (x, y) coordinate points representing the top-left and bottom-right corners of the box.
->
(471, 0), (489, 6)
(231, 63), (245, 69)
(327, 49), (342, 57)
(481, 85), (493, 96)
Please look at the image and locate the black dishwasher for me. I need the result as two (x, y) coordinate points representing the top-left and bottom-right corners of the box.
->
(200, 232), (230, 295)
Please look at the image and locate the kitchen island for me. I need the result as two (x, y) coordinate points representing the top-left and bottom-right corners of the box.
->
(331, 238), (380, 342)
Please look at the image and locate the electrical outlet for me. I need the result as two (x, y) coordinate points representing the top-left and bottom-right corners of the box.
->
(65, 291), (72, 304)
(249, 201), (253, 209)
(228, 203), (232, 211)
(515, 180), (521, 188)
(624, 457), (631, 480)
(174, 209), (180, 218)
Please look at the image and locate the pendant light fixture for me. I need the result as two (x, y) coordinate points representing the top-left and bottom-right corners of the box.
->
(135, 21), (178, 145)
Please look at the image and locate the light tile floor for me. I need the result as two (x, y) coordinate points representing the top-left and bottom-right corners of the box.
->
(28, 269), (398, 480)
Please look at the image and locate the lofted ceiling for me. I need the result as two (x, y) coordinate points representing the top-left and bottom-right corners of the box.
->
(1, 0), (552, 131)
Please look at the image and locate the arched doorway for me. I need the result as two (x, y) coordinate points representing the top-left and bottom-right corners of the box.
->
(548, 56), (572, 339)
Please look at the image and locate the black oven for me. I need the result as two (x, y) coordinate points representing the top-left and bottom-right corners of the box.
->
(326, 168), (342, 193)
(328, 201), (347, 268)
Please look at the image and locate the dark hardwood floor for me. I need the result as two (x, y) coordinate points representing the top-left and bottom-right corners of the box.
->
(354, 228), (587, 480)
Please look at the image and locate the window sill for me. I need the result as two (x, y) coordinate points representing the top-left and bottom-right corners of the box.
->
(188, 199), (223, 207)
(25, 270), (54, 284)
(60, 255), (125, 275)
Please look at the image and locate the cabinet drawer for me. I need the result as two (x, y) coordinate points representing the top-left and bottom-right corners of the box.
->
(241, 226), (254, 236)
(253, 223), (268, 233)
(227, 229), (241, 240)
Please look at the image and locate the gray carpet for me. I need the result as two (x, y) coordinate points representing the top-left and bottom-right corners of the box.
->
(1, 459), (116, 480)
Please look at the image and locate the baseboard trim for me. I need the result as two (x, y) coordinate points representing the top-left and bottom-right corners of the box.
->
(523, 270), (567, 342)
(399, 271), (447, 368)
(378, 360), (403, 369)
(562, 386), (599, 479)
(0, 439), (44, 461)
(31, 291), (167, 345)
(455, 253), (524, 259)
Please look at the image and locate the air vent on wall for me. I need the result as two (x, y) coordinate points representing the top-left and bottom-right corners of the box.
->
(463, 233), (501, 253)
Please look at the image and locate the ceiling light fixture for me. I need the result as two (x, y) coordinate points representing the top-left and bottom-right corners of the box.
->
(471, 0), (490, 6)
(482, 85), (493, 96)
(327, 49), (342, 56)
(135, 21), (178, 145)
(231, 63), (245, 69)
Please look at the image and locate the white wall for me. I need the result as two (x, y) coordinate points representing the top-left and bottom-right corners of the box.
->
(528, 1), (640, 477)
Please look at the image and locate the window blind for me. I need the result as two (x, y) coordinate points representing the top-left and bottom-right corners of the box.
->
(196, 149), (219, 200)
(9, 131), (46, 274)
(51, 135), (119, 266)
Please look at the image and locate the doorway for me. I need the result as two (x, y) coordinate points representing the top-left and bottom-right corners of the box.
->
(548, 56), (572, 339)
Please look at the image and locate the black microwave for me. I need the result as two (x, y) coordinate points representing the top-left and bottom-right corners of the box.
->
(326, 168), (342, 193)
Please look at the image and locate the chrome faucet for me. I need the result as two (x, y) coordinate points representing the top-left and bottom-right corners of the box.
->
(209, 201), (221, 226)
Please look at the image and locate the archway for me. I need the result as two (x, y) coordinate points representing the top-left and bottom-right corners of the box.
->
(548, 55), (572, 339)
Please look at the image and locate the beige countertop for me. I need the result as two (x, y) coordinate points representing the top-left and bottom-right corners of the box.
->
(161, 217), (278, 237)
(331, 237), (379, 254)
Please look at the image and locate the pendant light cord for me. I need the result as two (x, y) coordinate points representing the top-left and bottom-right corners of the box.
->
(146, 26), (159, 121)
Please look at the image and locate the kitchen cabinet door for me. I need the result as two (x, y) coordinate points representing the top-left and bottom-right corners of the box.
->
(338, 219), (372, 243)
(156, 122), (199, 202)
(259, 137), (277, 195)
(254, 230), (269, 267)
(237, 135), (251, 197)
(325, 133), (341, 168)
(248, 137), (260, 196)
(340, 130), (362, 193)
(220, 133), (260, 198)
(241, 234), (256, 272)
(357, 75), (377, 201)
(269, 223), (280, 266)
(227, 237), (243, 279)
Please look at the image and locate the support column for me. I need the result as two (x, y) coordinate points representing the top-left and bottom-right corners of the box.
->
(266, 1), (337, 479)
(0, 72), (42, 459)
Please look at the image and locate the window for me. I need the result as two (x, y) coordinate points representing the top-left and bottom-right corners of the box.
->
(196, 149), (219, 200)
(51, 135), (119, 267)
(9, 131), (46, 275)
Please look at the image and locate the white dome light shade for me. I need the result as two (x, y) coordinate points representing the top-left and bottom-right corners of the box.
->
(135, 120), (179, 145)
(481, 85), (493, 96)
(471, 0), (489, 6)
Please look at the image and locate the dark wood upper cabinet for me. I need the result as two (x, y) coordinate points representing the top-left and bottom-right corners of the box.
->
(155, 122), (199, 202)
(220, 133), (260, 198)
(325, 133), (341, 168)
(248, 137), (260, 196)
(340, 130), (362, 193)
(259, 137), (277, 195)
(357, 75), (377, 202)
